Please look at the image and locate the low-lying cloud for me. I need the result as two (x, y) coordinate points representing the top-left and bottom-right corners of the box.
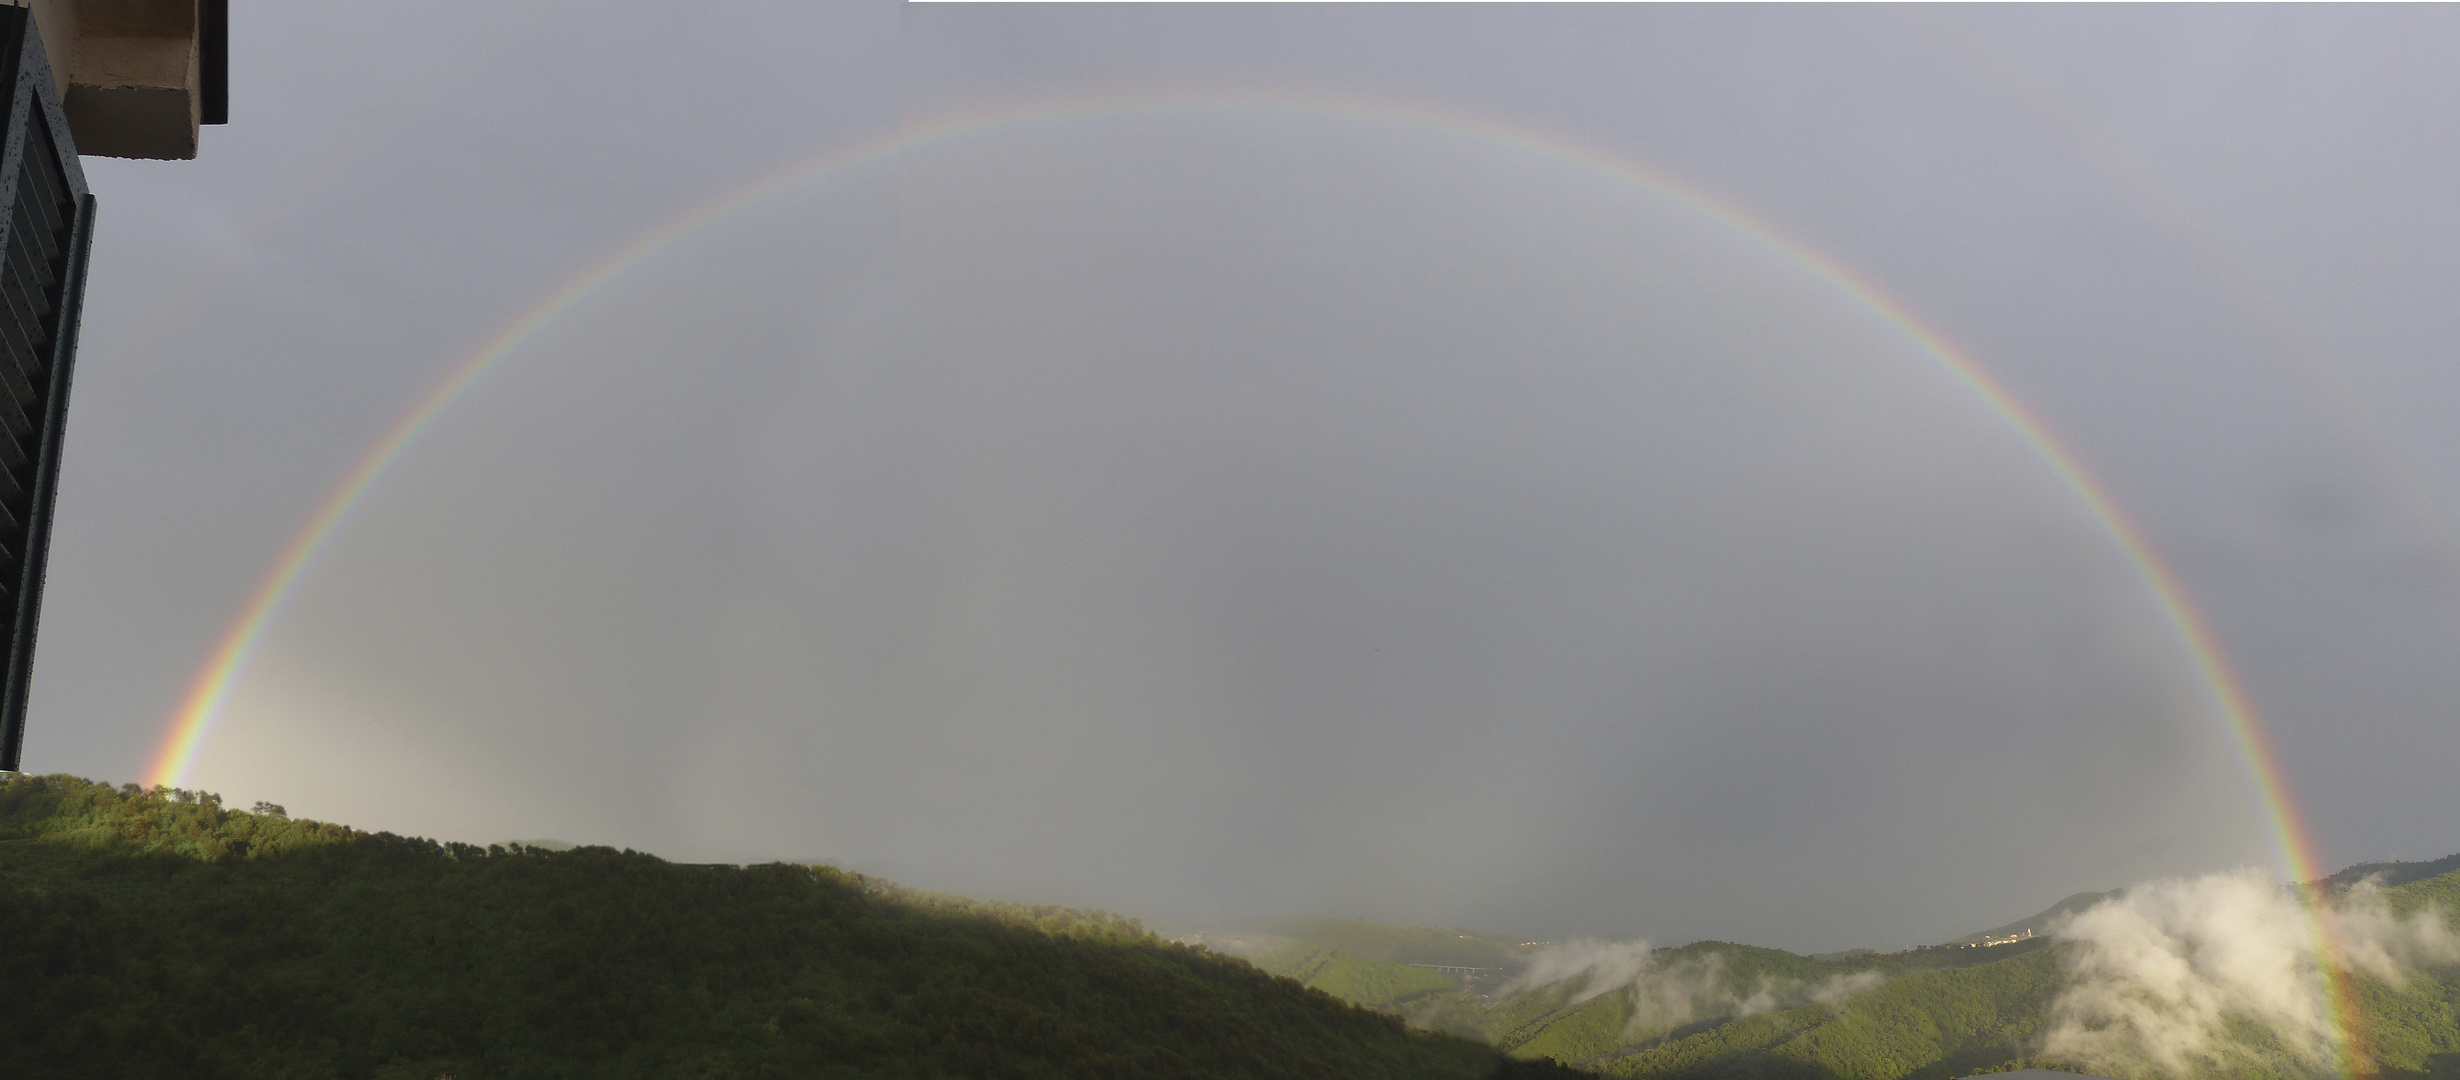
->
(2043, 869), (2460, 1077)
(1509, 939), (1884, 1039)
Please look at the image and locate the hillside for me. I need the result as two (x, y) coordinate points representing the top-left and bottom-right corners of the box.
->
(1257, 917), (1541, 971)
(16, 770), (2455, 1080)
(0, 774), (1576, 1080)
(1950, 891), (2120, 946)
(2326, 852), (2460, 893)
(1250, 880), (2460, 1080)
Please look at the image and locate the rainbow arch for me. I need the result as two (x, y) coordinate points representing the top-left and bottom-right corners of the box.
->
(136, 91), (2364, 1074)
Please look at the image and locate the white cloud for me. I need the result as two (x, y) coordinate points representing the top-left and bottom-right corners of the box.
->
(1509, 939), (1884, 1040)
(2043, 869), (2460, 1078)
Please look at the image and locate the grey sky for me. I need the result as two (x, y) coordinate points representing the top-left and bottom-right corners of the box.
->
(26, 4), (2460, 952)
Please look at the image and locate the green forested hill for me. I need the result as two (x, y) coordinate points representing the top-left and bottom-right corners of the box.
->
(1258, 879), (2460, 1080)
(0, 775), (1574, 1080)
(2330, 853), (2460, 892)
(17, 771), (2456, 1080)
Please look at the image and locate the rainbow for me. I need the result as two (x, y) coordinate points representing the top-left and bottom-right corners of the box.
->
(136, 91), (2365, 1074)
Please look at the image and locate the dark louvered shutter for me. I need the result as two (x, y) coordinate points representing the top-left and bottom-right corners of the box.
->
(0, 8), (94, 772)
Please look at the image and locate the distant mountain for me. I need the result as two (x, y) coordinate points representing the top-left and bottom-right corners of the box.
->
(1950, 890), (2122, 945)
(0, 774), (1565, 1079)
(1237, 926), (2070, 1075)
(1253, 916), (1543, 970)
(1241, 871), (2460, 1079)
(2325, 851), (2460, 892)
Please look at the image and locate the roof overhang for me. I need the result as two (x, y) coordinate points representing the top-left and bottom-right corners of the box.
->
(19, 0), (225, 160)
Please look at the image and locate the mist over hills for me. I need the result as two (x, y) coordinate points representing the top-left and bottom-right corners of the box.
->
(6, 772), (2457, 1080)
(1204, 869), (2460, 1079)
(2327, 853), (2460, 893)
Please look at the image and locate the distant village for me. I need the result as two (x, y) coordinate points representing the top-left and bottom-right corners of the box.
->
(1899, 927), (2039, 954)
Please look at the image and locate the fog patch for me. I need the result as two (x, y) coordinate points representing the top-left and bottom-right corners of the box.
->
(1509, 939), (1885, 1039)
(2043, 869), (2460, 1077)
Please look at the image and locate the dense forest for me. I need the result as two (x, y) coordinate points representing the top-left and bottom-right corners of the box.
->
(0, 774), (1583, 1080)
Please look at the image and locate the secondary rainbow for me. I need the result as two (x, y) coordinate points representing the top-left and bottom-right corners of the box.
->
(139, 90), (2363, 1073)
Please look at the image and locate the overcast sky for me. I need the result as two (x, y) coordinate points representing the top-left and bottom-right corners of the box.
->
(25, 3), (2460, 953)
